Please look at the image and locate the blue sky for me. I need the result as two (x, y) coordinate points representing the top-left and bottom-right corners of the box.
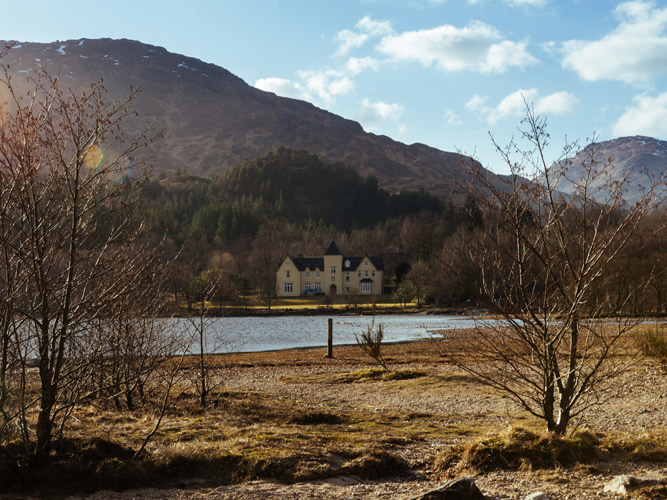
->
(3, 0), (667, 174)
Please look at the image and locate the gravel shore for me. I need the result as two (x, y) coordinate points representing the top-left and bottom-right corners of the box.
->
(15, 340), (667, 499)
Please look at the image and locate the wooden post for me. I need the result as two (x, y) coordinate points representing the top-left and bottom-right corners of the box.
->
(327, 318), (333, 358)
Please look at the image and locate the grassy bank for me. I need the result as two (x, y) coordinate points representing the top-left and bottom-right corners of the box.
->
(1, 341), (666, 497)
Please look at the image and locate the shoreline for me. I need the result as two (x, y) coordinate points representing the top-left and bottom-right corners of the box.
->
(172, 304), (488, 318)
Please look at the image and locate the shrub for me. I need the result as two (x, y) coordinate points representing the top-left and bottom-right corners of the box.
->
(435, 426), (601, 473)
(635, 326), (667, 373)
(356, 318), (387, 370)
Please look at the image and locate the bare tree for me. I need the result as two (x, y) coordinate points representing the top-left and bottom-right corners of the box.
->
(445, 106), (665, 434)
(405, 260), (431, 308)
(249, 220), (289, 309)
(183, 272), (236, 408)
(0, 67), (158, 454)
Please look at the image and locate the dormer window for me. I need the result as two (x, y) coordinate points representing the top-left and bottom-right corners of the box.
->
(345, 259), (351, 268)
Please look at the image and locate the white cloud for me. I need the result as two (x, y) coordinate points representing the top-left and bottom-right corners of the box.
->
(467, 0), (548, 6)
(561, 1), (667, 84)
(465, 94), (489, 111)
(506, 0), (548, 6)
(613, 93), (667, 137)
(256, 56), (381, 108)
(536, 91), (580, 115)
(444, 109), (462, 126)
(256, 69), (356, 106)
(467, 89), (579, 125)
(377, 21), (537, 73)
(254, 77), (311, 101)
(335, 16), (392, 57)
(328, 76), (355, 96)
(356, 16), (392, 36)
(335, 30), (369, 57)
(297, 69), (355, 105)
(346, 56), (382, 75)
(359, 98), (405, 131)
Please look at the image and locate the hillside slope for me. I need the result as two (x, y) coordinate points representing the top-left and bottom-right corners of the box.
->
(1, 38), (487, 196)
(554, 136), (667, 204)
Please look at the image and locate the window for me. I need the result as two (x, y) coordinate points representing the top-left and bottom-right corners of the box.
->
(360, 281), (372, 293)
(330, 266), (336, 274)
(305, 282), (311, 291)
(315, 282), (321, 291)
(286, 270), (290, 278)
(364, 261), (368, 267)
(306, 271), (310, 278)
(357, 271), (361, 277)
(331, 276), (335, 282)
(365, 271), (368, 277)
(345, 273), (350, 283)
(345, 259), (351, 268)
(284, 283), (293, 293)
(372, 271), (375, 277)
(316, 271), (320, 277)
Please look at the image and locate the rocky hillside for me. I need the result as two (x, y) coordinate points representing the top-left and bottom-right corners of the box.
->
(554, 136), (667, 204)
(0, 38), (489, 197)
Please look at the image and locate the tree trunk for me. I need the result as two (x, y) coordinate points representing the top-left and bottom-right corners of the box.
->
(35, 381), (56, 456)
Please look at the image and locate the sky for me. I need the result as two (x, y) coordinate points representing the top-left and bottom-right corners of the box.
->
(3, 0), (667, 174)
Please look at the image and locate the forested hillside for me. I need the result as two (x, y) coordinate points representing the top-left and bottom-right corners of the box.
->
(141, 147), (445, 246)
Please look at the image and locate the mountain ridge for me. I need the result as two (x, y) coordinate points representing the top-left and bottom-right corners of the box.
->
(554, 135), (667, 204)
(0, 38), (483, 197)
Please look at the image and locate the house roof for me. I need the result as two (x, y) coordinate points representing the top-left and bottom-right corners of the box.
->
(324, 240), (342, 255)
(287, 256), (324, 272)
(280, 241), (384, 272)
(342, 255), (384, 272)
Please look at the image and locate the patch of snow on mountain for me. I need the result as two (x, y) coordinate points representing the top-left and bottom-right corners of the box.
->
(177, 62), (189, 69)
(11, 44), (22, 49)
(78, 40), (84, 46)
(35, 58), (40, 62)
(201, 73), (209, 77)
(17, 69), (31, 73)
(79, 55), (88, 59)
(57, 45), (66, 55)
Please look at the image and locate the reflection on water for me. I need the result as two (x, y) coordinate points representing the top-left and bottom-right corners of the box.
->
(176, 314), (487, 353)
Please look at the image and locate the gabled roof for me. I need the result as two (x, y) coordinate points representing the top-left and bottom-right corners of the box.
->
(324, 240), (342, 255)
(342, 255), (384, 272)
(280, 241), (384, 272)
(286, 256), (324, 272)
(367, 256), (384, 271)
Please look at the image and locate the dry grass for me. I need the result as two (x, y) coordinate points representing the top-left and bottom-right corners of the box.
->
(1, 336), (665, 496)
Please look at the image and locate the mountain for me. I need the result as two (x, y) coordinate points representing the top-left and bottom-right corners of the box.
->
(554, 136), (667, 204)
(0, 38), (489, 197)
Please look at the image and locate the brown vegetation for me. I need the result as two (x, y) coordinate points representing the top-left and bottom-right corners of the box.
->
(0, 335), (664, 497)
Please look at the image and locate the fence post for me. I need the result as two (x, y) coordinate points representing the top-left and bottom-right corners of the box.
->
(327, 318), (333, 358)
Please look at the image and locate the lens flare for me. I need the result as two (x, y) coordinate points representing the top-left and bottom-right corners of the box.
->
(83, 145), (104, 169)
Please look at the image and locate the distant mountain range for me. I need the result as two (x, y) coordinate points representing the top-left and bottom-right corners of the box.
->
(0, 38), (490, 197)
(1, 39), (665, 201)
(554, 136), (667, 204)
